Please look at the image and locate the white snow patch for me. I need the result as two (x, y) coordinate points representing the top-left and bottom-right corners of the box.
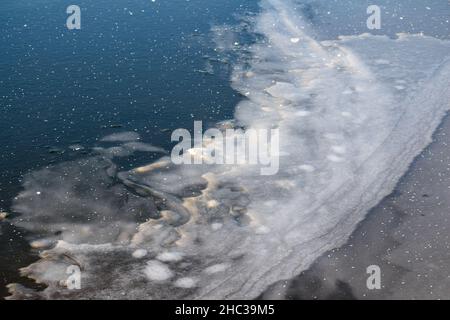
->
(144, 260), (173, 281)
(156, 251), (184, 262)
(331, 146), (346, 154)
(295, 110), (311, 117)
(327, 154), (345, 162)
(255, 225), (271, 234)
(132, 249), (148, 259)
(374, 59), (390, 65)
(174, 277), (198, 288)
(204, 263), (230, 275)
(341, 111), (352, 118)
(211, 223), (223, 231)
(299, 164), (315, 172)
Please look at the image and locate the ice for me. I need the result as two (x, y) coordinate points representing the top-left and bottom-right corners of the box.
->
(8, 0), (450, 300)
(265, 82), (309, 101)
(211, 223), (223, 231)
(327, 154), (345, 162)
(298, 164), (315, 173)
(144, 260), (173, 281)
(203, 264), (231, 275)
(132, 249), (148, 259)
(331, 146), (346, 154)
(174, 277), (197, 288)
(156, 252), (184, 262)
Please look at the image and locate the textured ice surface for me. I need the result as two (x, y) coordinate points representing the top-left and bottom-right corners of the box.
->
(8, 0), (450, 299)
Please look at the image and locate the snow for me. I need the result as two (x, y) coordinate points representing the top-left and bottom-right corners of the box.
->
(144, 260), (173, 281)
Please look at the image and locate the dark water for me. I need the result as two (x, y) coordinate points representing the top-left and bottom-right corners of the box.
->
(1, 0), (449, 299)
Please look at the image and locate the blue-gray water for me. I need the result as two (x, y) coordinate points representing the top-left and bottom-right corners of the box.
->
(1, 0), (449, 299)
